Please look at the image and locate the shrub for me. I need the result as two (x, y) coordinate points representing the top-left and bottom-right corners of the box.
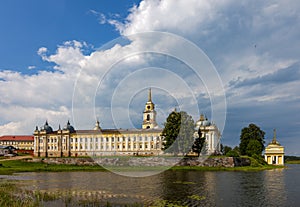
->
(226, 150), (239, 157)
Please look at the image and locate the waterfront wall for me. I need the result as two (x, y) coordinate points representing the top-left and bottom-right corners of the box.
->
(31, 156), (251, 168)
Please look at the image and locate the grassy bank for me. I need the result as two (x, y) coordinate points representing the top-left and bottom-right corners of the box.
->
(0, 158), (285, 175)
(0, 159), (106, 175)
(285, 160), (300, 164)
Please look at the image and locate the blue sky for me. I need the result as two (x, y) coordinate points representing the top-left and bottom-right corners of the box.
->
(0, 0), (300, 155)
(0, 0), (137, 73)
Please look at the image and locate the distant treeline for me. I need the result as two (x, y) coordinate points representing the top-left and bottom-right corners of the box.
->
(285, 156), (300, 161)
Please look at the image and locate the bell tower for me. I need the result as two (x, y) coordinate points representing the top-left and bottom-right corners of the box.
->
(142, 88), (158, 129)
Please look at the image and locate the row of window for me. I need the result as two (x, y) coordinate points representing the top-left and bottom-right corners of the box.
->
(41, 136), (160, 143)
(0, 141), (32, 145)
(44, 143), (157, 151)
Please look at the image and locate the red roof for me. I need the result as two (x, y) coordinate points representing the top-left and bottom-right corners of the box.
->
(0, 135), (34, 141)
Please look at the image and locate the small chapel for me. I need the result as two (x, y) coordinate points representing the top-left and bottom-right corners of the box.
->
(264, 129), (285, 165)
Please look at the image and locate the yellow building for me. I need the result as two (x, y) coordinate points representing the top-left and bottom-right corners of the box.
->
(34, 89), (163, 157)
(264, 129), (284, 165)
(33, 89), (222, 157)
(0, 135), (34, 150)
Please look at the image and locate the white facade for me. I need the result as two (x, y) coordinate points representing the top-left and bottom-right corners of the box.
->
(194, 114), (221, 155)
(34, 90), (222, 157)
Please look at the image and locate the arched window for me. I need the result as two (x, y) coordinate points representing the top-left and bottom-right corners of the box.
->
(147, 114), (150, 120)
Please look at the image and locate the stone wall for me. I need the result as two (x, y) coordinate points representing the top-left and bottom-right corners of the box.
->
(31, 156), (251, 168)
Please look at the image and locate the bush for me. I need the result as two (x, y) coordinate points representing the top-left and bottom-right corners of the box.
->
(226, 150), (239, 157)
(252, 154), (267, 165)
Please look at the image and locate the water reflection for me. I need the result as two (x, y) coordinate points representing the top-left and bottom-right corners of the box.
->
(263, 168), (287, 206)
(1, 165), (299, 206)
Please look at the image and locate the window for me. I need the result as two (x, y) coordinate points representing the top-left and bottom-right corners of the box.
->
(96, 138), (98, 142)
(147, 114), (150, 120)
(139, 137), (142, 141)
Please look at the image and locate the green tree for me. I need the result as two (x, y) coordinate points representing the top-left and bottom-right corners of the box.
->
(239, 123), (265, 156)
(161, 111), (181, 155)
(192, 128), (206, 156)
(161, 111), (195, 155)
(177, 111), (195, 155)
(226, 150), (240, 157)
(221, 145), (232, 155)
(246, 139), (263, 156)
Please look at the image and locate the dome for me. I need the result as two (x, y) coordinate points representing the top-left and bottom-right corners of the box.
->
(195, 114), (211, 128)
(43, 121), (53, 133)
(63, 120), (75, 133)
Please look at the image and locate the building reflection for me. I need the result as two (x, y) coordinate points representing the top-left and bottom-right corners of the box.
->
(263, 168), (287, 205)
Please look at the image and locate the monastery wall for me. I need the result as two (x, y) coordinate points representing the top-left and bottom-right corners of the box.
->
(31, 156), (251, 168)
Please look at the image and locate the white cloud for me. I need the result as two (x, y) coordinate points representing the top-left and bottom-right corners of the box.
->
(28, 65), (36, 70)
(37, 47), (48, 57)
(0, 106), (70, 135)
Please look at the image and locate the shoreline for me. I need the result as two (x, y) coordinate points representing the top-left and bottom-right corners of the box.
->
(0, 156), (285, 175)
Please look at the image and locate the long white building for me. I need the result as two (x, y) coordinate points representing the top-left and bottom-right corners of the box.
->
(34, 89), (221, 157)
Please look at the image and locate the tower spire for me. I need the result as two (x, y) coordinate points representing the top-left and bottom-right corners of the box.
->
(142, 88), (157, 129)
(272, 128), (277, 144)
(148, 88), (152, 102)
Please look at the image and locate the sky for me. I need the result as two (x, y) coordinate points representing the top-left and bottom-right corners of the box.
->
(0, 0), (300, 155)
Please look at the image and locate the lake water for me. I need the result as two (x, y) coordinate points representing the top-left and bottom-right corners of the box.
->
(1, 164), (300, 206)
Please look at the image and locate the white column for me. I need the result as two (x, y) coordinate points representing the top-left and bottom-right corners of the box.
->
(125, 137), (128, 151)
(142, 136), (145, 150)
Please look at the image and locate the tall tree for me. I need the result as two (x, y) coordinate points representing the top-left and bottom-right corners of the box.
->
(161, 111), (195, 155)
(192, 128), (206, 156)
(161, 111), (181, 155)
(177, 111), (195, 155)
(239, 123), (265, 156)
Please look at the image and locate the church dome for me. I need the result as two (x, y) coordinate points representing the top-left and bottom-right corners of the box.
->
(43, 121), (53, 133)
(195, 114), (211, 128)
(63, 120), (75, 133)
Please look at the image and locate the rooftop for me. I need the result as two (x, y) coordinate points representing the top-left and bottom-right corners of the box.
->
(0, 135), (34, 141)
